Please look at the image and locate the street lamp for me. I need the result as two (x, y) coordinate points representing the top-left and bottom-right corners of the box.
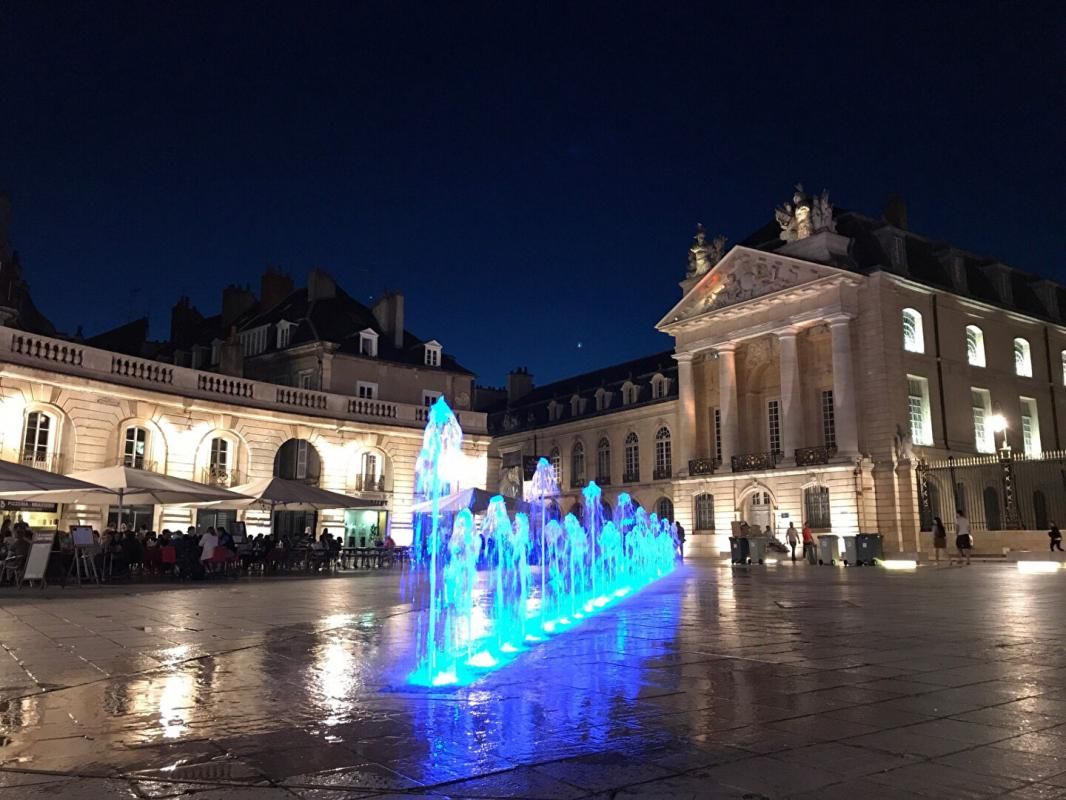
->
(989, 413), (1009, 453)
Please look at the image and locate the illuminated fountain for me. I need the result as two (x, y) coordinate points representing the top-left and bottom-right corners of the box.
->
(409, 398), (677, 686)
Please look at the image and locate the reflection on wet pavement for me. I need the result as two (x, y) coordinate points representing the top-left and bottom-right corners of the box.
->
(2, 563), (1066, 798)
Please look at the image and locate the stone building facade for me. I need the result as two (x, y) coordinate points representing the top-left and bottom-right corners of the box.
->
(490, 189), (1066, 555)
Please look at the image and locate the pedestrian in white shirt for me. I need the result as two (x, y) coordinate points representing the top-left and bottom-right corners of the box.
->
(954, 510), (972, 566)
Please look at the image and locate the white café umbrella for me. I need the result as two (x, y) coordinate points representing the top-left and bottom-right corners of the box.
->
(0, 465), (249, 528)
(0, 459), (108, 495)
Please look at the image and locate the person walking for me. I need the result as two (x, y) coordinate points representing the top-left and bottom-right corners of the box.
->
(786, 522), (800, 562)
(1050, 522), (1064, 553)
(675, 521), (686, 561)
(801, 522), (816, 564)
(954, 510), (972, 565)
(932, 516), (948, 565)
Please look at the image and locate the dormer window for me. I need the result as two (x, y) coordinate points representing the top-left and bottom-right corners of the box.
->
(651, 373), (670, 399)
(548, 401), (563, 422)
(210, 339), (222, 365)
(570, 395), (585, 416)
(424, 340), (442, 367)
(595, 388), (611, 411)
(240, 325), (269, 356)
(359, 328), (379, 358)
(621, 381), (638, 405)
(276, 320), (296, 350)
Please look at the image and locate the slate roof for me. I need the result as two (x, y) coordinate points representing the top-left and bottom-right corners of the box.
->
(487, 350), (678, 435)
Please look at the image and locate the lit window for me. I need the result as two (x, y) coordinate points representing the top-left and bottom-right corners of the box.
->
(208, 437), (231, 484)
(902, 308), (924, 353)
(123, 426), (148, 469)
(971, 388), (995, 454)
(596, 438), (611, 483)
(804, 486), (831, 530)
(694, 493), (715, 530)
(767, 399), (782, 455)
(571, 441), (586, 488)
(1020, 396), (1042, 456)
(356, 381), (377, 399)
(1014, 338), (1032, 377)
(654, 426), (672, 478)
(907, 375), (933, 446)
(22, 411), (53, 469)
(966, 325), (985, 367)
(820, 390), (836, 450)
(656, 497), (674, 521)
(549, 447), (562, 485)
(624, 432), (639, 481)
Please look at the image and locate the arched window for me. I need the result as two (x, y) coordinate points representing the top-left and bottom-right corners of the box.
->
(1033, 490), (1049, 531)
(22, 411), (54, 470)
(983, 486), (1001, 531)
(623, 432), (640, 482)
(656, 497), (674, 521)
(694, 493), (715, 530)
(359, 451), (385, 492)
(966, 325), (986, 367)
(207, 437), (232, 485)
(570, 441), (586, 488)
(654, 426), (672, 479)
(549, 447), (562, 486)
(902, 308), (924, 353)
(1014, 338), (1032, 377)
(123, 426), (149, 469)
(804, 486), (831, 530)
(596, 437), (611, 484)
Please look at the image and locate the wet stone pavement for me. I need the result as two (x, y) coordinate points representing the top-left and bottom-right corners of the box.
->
(1, 562), (1066, 799)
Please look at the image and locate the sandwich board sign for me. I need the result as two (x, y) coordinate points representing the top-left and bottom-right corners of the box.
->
(21, 531), (55, 586)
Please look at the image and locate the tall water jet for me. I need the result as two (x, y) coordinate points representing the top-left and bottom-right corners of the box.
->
(527, 458), (560, 611)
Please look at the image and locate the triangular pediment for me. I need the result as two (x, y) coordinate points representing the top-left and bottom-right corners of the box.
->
(657, 246), (854, 331)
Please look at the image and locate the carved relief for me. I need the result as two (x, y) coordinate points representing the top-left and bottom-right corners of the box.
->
(697, 255), (823, 314)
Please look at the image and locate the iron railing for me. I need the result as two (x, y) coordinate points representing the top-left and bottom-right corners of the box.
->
(795, 446), (836, 467)
(203, 465), (240, 487)
(653, 467), (672, 480)
(354, 474), (386, 492)
(730, 452), (778, 473)
(688, 458), (715, 475)
(595, 474), (611, 486)
(622, 470), (640, 483)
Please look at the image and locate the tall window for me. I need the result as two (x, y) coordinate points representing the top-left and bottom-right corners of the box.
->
(570, 395), (583, 416)
(1061, 350), (1066, 386)
(1014, 338), (1032, 377)
(966, 325), (986, 367)
(209, 437), (230, 480)
(361, 451), (379, 478)
(971, 388), (995, 454)
(22, 411), (52, 466)
(1020, 396), (1041, 456)
(902, 308), (924, 353)
(694, 493), (715, 530)
(356, 381), (378, 399)
(595, 390), (609, 411)
(570, 441), (586, 488)
(714, 408), (722, 464)
(549, 447), (562, 486)
(651, 375), (668, 399)
(804, 486), (832, 530)
(907, 375), (933, 446)
(424, 343), (441, 366)
(596, 437), (611, 483)
(656, 497), (674, 521)
(623, 432), (639, 481)
(622, 383), (637, 405)
(767, 399), (782, 455)
(820, 390), (836, 450)
(360, 451), (381, 491)
(654, 426), (672, 478)
(124, 426), (148, 468)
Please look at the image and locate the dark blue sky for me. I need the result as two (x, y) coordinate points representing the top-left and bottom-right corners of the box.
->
(1, 2), (1063, 386)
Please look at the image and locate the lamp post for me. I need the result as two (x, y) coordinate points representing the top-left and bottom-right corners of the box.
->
(989, 413), (1022, 529)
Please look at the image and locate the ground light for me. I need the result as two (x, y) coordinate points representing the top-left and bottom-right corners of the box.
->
(879, 559), (918, 570)
(1017, 561), (1062, 574)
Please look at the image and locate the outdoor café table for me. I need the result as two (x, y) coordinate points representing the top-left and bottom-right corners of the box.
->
(354, 547), (387, 568)
(340, 547), (359, 569)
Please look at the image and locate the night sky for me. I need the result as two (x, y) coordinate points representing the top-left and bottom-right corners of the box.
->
(1, 2), (1063, 387)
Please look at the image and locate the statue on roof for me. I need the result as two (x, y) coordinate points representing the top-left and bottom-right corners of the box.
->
(776, 184), (836, 242)
(686, 224), (727, 278)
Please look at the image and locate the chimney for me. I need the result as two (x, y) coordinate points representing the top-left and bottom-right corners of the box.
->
(218, 326), (244, 377)
(507, 367), (534, 404)
(170, 296), (204, 348)
(307, 268), (337, 302)
(372, 291), (405, 349)
(260, 267), (294, 311)
(221, 284), (257, 327)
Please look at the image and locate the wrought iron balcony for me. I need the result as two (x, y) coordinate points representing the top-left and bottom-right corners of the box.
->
(688, 458), (716, 476)
(203, 465), (240, 487)
(653, 467), (672, 480)
(570, 477), (587, 489)
(354, 474), (387, 492)
(622, 470), (640, 484)
(795, 446), (837, 467)
(595, 474), (611, 486)
(119, 455), (157, 471)
(730, 451), (778, 473)
(21, 451), (56, 473)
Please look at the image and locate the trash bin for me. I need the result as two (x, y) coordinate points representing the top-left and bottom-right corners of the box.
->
(855, 533), (884, 565)
(818, 536), (841, 565)
(729, 537), (750, 565)
(748, 537), (769, 564)
(842, 536), (858, 566)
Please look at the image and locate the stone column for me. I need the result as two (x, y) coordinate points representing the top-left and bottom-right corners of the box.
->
(827, 314), (859, 456)
(777, 327), (802, 465)
(718, 343), (739, 470)
(674, 352), (696, 476)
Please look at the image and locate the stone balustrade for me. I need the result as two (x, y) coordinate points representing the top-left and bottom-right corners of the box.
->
(0, 330), (487, 433)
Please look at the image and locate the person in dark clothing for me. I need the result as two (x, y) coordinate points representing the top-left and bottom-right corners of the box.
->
(1050, 523), (1064, 552)
(675, 522), (686, 560)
